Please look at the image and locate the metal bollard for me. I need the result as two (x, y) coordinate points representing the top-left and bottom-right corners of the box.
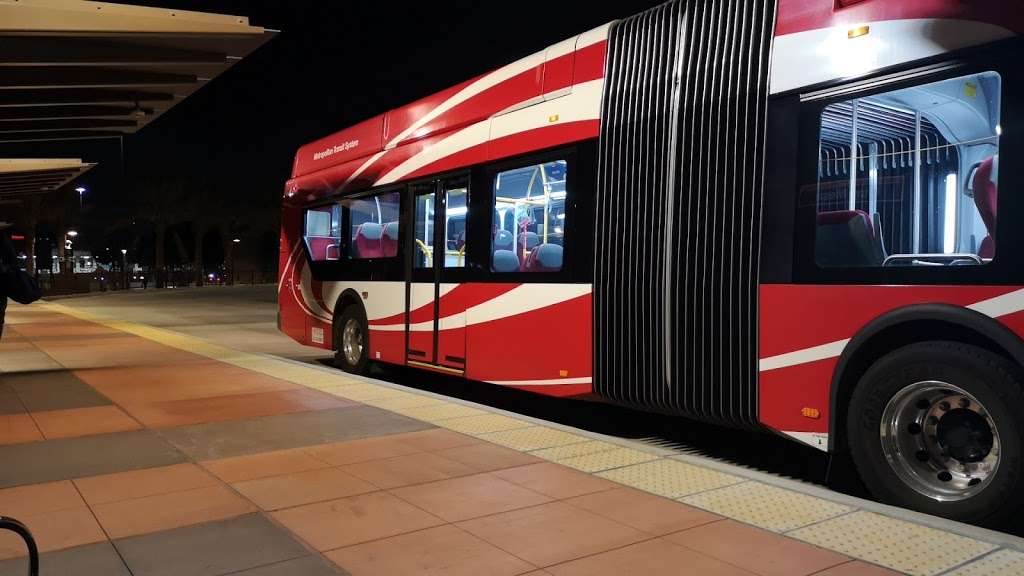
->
(0, 517), (39, 576)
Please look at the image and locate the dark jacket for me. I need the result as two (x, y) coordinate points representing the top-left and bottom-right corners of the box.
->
(0, 233), (42, 337)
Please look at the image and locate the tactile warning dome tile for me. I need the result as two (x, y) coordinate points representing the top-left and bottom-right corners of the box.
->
(946, 549), (1024, 576)
(390, 403), (488, 422)
(789, 511), (995, 576)
(556, 447), (660, 473)
(323, 383), (407, 402)
(597, 459), (744, 499)
(530, 440), (622, 461)
(362, 394), (446, 410)
(476, 426), (588, 451)
(439, 413), (534, 435)
(680, 481), (851, 532)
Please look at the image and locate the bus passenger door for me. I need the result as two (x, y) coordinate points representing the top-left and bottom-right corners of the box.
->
(406, 178), (468, 372)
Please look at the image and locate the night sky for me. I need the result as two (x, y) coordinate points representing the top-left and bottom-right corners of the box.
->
(0, 1), (663, 257)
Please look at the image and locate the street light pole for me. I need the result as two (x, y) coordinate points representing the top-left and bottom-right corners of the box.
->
(121, 248), (127, 290)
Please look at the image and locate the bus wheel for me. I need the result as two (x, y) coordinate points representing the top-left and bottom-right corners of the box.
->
(334, 305), (368, 375)
(847, 341), (1024, 526)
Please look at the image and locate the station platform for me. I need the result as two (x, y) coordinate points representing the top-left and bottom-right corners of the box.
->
(0, 295), (1022, 575)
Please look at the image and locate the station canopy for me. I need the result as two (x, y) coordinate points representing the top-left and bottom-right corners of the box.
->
(0, 158), (93, 206)
(0, 0), (276, 145)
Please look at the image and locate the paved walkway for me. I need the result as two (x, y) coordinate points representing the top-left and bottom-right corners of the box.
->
(0, 299), (1019, 575)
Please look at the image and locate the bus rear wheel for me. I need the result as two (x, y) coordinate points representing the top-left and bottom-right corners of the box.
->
(334, 304), (368, 375)
(847, 341), (1024, 526)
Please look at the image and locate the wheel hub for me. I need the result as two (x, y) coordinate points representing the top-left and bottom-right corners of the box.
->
(937, 408), (994, 463)
(880, 381), (1000, 502)
(341, 318), (363, 366)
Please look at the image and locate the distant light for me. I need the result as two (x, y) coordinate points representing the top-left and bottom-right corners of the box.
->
(996, 124), (1003, 136)
(556, 213), (565, 220)
(66, 230), (78, 237)
(120, 249), (127, 255)
(232, 238), (241, 243)
(75, 187), (86, 195)
(208, 273), (215, 279)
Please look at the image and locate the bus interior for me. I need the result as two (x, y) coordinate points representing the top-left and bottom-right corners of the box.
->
(815, 71), (1001, 267)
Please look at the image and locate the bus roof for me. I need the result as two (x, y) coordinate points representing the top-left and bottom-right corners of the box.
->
(287, 0), (1022, 200)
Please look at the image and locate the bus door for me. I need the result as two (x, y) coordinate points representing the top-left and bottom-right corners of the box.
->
(406, 177), (468, 372)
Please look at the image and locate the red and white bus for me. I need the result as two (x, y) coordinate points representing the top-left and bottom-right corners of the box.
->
(280, 0), (1024, 524)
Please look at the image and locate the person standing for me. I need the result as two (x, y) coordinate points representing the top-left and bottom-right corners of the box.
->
(0, 227), (42, 338)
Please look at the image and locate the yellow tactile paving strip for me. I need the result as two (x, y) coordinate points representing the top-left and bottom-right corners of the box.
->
(556, 446), (660, 473)
(681, 480), (851, 532)
(476, 426), (586, 451)
(597, 459), (745, 499)
(790, 511), (996, 576)
(42, 301), (1024, 576)
(947, 549), (1024, 576)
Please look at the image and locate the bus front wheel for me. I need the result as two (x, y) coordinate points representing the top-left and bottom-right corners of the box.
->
(847, 341), (1024, 526)
(334, 305), (369, 375)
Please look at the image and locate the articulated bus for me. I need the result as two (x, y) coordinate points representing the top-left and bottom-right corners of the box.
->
(280, 0), (1024, 524)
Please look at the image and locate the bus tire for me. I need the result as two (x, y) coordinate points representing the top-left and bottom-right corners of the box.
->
(847, 341), (1024, 526)
(334, 304), (369, 375)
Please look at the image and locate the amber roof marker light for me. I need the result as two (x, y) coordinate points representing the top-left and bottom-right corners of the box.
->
(848, 25), (870, 39)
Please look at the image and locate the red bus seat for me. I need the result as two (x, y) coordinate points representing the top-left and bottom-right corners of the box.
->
(306, 237), (339, 261)
(815, 209), (883, 266)
(524, 243), (563, 271)
(381, 221), (399, 257)
(973, 157), (997, 259)
(354, 222), (384, 258)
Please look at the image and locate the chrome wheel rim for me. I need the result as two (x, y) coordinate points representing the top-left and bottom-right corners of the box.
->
(341, 318), (363, 366)
(880, 380), (999, 502)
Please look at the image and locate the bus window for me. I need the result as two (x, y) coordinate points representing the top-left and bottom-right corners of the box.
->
(346, 191), (400, 259)
(414, 191), (435, 268)
(491, 160), (566, 273)
(815, 72), (1001, 267)
(444, 186), (468, 268)
(304, 204), (340, 261)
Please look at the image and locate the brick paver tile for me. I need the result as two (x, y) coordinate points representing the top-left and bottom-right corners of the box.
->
(0, 507), (106, 560)
(456, 501), (647, 567)
(74, 463), (218, 505)
(391, 428), (481, 451)
(546, 537), (754, 576)
(814, 561), (905, 576)
(31, 405), (141, 439)
(565, 487), (722, 535)
(664, 519), (849, 576)
(341, 451), (477, 489)
(232, 467), (377, 510)
(435, 442), (542, 472)
(130, 388), (354, 428)
(0, 480), (84, 517)
(0, 413), (42, 445)
(325, 525), (534, 576)
(91, 484), (255, 538)
(201, 447), (330, 483)
(492, 462), (617, 500)
(271, 491), (444, 551)
(304, 435), (422, 466)
(390, 472), (551, 522)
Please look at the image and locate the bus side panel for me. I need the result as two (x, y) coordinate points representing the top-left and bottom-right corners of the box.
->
(758, 284), (1024, 450)
(465, 283), (592, 397)
(322, 281), (408, 365)
(278, 205), (308, 345)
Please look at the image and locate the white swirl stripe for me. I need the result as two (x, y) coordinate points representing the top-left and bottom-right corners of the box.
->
(759, 288), (1024, 372)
